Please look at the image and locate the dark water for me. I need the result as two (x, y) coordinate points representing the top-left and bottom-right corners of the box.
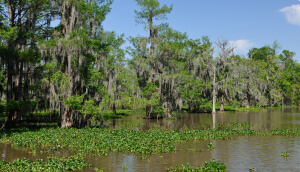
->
(1, 108), (300, 171)
(109, 108), (300, 132)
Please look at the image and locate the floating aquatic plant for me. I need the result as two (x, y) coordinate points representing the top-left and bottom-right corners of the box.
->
(167, 159), (226, 172)
(1, 125), (298, 158)
(207, 143), (214, 149)
(122, 164), (128, 170)
(94, 168), (104, 172)
(281, 150), (289, 157)
(0, 156), (90, 172)
(0, 127), (259, 156)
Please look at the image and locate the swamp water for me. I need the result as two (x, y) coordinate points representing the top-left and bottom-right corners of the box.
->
(1, 108), (300, 171)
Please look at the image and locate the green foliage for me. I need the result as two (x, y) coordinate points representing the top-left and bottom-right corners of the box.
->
(167, 160), (226, 172)
(143, 82), (163, 115)
(207, 143), (214, 149)
(248, 46), (276, 61)
(0, 26), (18, 43)
(94, 168), (104, 172)
(199, 105), (213, 113)
(135, 0), (173, 26)
(0, 127), (260, 156)
(269, 128), (300, 136)
(0, 100), (5, 119)
(122, 164), (128, 170)
(0, 156), (90, 172)
(65, 95), (84, 111)
(50, 71), (70, 94)
(6, 100), (35, 111)
(65, 95), (139, 120)
(281, 150), (289, 157)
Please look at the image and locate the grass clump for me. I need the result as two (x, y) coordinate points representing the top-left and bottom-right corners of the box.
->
(0, 156), (90, 172)
(167, 160), (226, 172)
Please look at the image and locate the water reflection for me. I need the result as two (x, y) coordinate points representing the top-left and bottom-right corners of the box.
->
(212, 113), (216, 129)
(109, 108), (300, 131)
(0, 143), (37, 161)
(81, 136), (300, 172)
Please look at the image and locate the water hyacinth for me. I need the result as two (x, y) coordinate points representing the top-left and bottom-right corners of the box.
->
(0, 156), (90, 172)
(269, 128), (300, 136)
(281, 150), (289, 157)
(0, 124), (299, 158)
(167, 160), (226, 172)
(0, 127), (259, 156)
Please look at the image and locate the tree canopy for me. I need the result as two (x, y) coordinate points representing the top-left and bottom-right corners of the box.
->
(0, 0), (299, 128)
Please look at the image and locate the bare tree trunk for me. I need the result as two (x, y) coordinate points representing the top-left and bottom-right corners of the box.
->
(60, 103), (72, 128)
(246, 92), (250, 108)
(145, 17), (155, 118)
(145, 105), (152, 118)
(163, 102), (172, 118)
(188, 103), (193, 113)
(148, 17), (154, 83)
(212, 66), (216, 114)
(112, 103), (117, 116)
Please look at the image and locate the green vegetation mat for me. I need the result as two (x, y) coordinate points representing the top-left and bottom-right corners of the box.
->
(0, 156), (90, 172)
(1, 126), (300, 157)
(167, 160), (226, 172)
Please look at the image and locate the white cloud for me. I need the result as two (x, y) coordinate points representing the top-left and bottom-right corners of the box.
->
(279, 4), (300, 26)
(229, 40), (254, 55)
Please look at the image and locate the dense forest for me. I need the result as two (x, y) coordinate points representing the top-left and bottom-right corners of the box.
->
(0, 0), (300, 128)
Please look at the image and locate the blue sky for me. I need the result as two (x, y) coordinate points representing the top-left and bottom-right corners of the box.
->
(102, 0), (300, 61)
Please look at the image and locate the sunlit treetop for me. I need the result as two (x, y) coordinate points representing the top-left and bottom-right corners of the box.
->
(134, 0), (172, 26)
